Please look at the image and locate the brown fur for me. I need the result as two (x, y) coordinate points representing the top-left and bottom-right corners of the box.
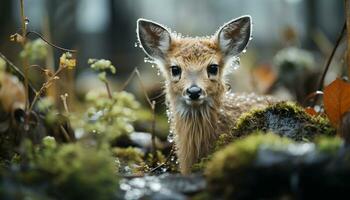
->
(161, 37), (275, 174)
(137, 18), (275, 174)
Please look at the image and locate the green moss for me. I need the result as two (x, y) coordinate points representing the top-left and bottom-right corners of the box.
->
(192, 133), (234, 172)
(204, 132), (346, 199)
(3, 140), (119, 200)
(112, 147), (145, 174)
(233, 102), (335, 141)
(112, 147), (144, 164)
(315, 136), (343, 154)
(205, 133), (291, 180)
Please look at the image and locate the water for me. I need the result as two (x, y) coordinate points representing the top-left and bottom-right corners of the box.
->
(167, 131), (174, 143)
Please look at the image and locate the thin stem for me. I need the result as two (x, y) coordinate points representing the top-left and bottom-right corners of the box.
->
(312, 23), (346, 107)
(26, 31), (77, 53)
(120, 67), (159, 164)
(60, 93), (70, 113)
(28, 66), (65, 112)
(151, 100), (156, 165)
(60, 125), (71, 142)
(346, 0), (350, 79)
(20, 0), (29, 111)
(105, 82), (112, 99)
(120, 68), (153, 107)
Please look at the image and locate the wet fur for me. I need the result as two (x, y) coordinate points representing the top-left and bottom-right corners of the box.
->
(137, 17), (275, 174)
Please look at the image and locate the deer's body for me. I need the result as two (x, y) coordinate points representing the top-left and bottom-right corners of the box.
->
(137, 16), (274, 174)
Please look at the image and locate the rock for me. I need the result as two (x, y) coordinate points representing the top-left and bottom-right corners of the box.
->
(205, 133), (349, 199)
(233, 102), (335, 141)
(118, 173), (205, 200)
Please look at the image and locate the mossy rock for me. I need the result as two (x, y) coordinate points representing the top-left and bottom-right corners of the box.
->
(1, 139), (119, 200)
(233, 102), (335, 141)
(205, 133), (346, 199)
(192, 102), (335, 172)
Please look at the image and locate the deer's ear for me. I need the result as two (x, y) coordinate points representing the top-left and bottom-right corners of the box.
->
(216, 16), (252, 58)
(137, 19), (171, 60)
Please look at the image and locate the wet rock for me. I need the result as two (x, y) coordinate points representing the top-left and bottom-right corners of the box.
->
(118, 173), (205, 200)
(234, 102), (335, 141)
(205, 133), (349, 199)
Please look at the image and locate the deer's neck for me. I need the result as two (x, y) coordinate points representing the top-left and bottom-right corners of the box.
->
(170, 103), (219, 174)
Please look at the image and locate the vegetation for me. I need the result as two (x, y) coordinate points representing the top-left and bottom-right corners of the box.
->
(1, 1), (350, 199)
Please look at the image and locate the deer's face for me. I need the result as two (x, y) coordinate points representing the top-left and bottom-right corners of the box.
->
(137, 16), (251, 109)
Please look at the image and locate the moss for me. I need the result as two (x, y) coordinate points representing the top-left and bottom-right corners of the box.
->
(112, 147), (144, 164)
(233, 102), (335, 141)
(204, 132), (347, 199)
(315, 136), (343, 154)
(192, 102), (335, 173)
(192, 133), (234, 172)
(205, 133), (291, 180)
(204, 133), (293, 199)
(192, 156), (212, 172)
(2, 140), (119, 200)
(112, 147), (145, 174)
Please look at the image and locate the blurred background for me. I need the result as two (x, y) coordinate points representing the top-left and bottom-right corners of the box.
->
(0, 0), (346, 109)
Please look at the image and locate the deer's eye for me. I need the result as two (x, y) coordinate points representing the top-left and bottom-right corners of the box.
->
(207, 64), (218, 76)
(170, 65), (181, 77)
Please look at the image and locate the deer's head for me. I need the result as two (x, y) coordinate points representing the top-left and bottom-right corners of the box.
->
(137, 16), (252, 112)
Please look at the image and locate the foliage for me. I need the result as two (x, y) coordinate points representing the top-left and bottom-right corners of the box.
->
(20, 39), (48, 63)
(71, 90), (140, 142)
(323, 78), (350, 127)
(315, 135), (343, 154)
(88, 58), (116, 83)
(205, 133), (292, 180)
(0, 137), (119, 200)
(112, 147), (145, 175)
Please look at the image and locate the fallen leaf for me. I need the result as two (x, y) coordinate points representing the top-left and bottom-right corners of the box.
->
(323, 78), (350, 127)
(305, 107), (317, 116)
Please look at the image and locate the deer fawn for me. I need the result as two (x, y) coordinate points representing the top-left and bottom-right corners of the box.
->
(137, 16), (275, 174)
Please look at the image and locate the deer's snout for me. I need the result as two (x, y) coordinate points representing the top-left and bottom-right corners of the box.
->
(186, 85), (202, 100)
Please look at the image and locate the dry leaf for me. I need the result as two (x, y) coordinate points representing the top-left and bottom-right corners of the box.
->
(323, 78), (350, 126)
(305, 107), (317, 116)
(9, 33), (24, 43)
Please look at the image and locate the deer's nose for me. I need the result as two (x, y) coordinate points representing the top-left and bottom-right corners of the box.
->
(186, 86), (202, 100)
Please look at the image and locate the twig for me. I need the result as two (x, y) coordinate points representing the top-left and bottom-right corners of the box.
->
(120, 67), (159, 163)
(28, 65), (65, 112)
(60, 93), (70, 113)
(60, 125), (71, 142)
(105, 82), (112, 99)
(312, 23), (346, 107)
(19, 0), (31, 132)
(346, 0), (350, 79)
(151, 100), (156, 164)
(120, 68), (153, 107)
(303, 90), (324, 106)
(19, 0), (28, 110)
(26, 31), (77, 53)
(149, 145), (175, 173)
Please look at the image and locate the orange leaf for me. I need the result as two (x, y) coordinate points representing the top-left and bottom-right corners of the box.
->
(305, 107), (317, 116)
(323, 78), (350, 126)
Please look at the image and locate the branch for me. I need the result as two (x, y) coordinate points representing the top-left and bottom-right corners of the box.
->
(26, 31), (77, 53)
(312, 23), (346, 106)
